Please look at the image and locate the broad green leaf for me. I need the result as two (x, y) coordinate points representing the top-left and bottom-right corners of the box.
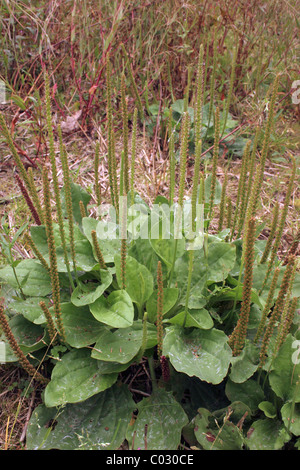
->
(44, 348), (117, 407)
(89, 290), (134, 328)
(26, 384), (135, 450)
(258, 401), (277, 419)
(126, 389), (188, 450)
(252, 264), (300, 301)
(150, 236), (186, 272)
(82, 217), (121, 263)
(128, 238), (159, 278)
(174, 242), (236, 308)
(194, 408), (244, 450)
(30, 222), (86, 255)
(0, 259), (52, 297)
(245, 419), (290, 450)
(61, 182), (91, 225)
(91, 321), (157, 364)
(163, 326), (232, 384)
(229, 340), (260, 383)
(146, 288), (178, 323)
(281, 403), (300, 436)
(209, 285), (263, 310)
(54, 240), (97, 272)
(8, 314), (46, 354)
(269, 334), (300, 403)
(164, 308), (213, 330)
(114, 255), (153, 310)
(9, 297), (50, 324)
(203, 242), (237, 281)
(58, 302), (106, 348)
(225, 379), (265, 413)
(71, 269), (112, 307)
(172, 99), (185, 116)
(96, 359), (135, 374)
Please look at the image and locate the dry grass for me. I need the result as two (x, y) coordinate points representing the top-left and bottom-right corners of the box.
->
(0, 365), (43, 450)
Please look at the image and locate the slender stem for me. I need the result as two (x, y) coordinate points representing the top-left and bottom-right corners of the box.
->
(11, 262), (26, 300)
(168, 238), (178, 288)
(182, 250), (194, 327)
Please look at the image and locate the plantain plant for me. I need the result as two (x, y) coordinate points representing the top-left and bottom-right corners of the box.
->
(0, 53), (299, 451)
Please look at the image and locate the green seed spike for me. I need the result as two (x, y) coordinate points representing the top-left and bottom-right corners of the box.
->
(254, 267), (280, 344)
(45, 74), (74, 289)
(120, 150), (124, 199)
(198, 172), (205, 205)
(257, 75), (280, 196)
(39, 301), (57, 345)
(94, 141), (102, 210)
(121, 73), (129, 194)
(205, 31), (217, 141)
(274, 262), (297, 353)
(191, 140), (202, 233)
(111, 130), (119, 218)
(178, 111), (190, 209)
(245, 126), (260, 204)
(218, 170), (228, 233)
(79, 200), (87, 218)
(248, 76), (280, 222)
(130, 107), (138, 206)
(230, 139), (251, 240)
(236, 140), (252, 238)
(203, 38), (210, 102)
(284, 228), (300, 262)
(42, 167), (66, 343)
(259, 156), (296, 294)
(168, 112), (190, 288)
(106, 55), (116, 209)
(24, 233), (50, 273)
(169, 124), (176, 205)
(194, 44), (204, 148)
(156, 261), (164, 358)
(91, 230), (107, 270)
(275, 297), (298, 353)
(184, 65), (192, 113)
(259, 255), (296, 368)
(226, 196), (232, 229)
(57, 125), (77, 288)
(120, 194), (127, 291)
(229, 217), (256, 356)
(260, 201), (279, 264)
(208, 106), (220, 221)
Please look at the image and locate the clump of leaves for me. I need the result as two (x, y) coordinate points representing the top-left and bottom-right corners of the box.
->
(0, 61), (299, 451)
